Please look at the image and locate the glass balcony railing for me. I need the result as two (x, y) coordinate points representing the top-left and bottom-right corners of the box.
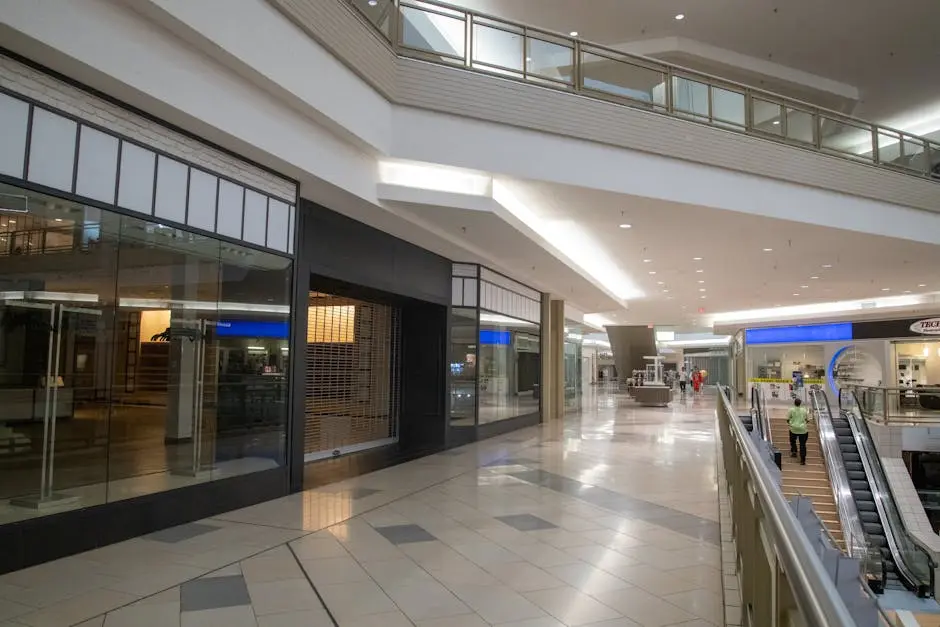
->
(347, 0), (940, 183)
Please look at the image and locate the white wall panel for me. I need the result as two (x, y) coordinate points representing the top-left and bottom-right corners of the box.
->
(117, 143), (155, 215)
(243, 189), (267, 245)
(451, 279), (463, 306)
(27, 108), (76, 191)
(75, 126), (119, 203)
(463, 279), (477, 307)
(154, 155), (188, 223)
(217, 180), (244, 239)
(186, 169), (217, 231)
(0, 93), (28, 178)
(266, 198), (290, 251)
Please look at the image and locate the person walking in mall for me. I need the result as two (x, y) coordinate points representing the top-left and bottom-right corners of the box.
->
(678, 366), (688, 397)
(787, 397), (811, 465)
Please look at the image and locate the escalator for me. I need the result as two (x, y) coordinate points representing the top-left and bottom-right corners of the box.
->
(830, 391), (935, 597)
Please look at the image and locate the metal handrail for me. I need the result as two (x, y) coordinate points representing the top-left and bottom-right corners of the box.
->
(851, 385), (940, 426)
(347, 0), (940, 182)
(809, 389), (883, 582)
(844, 390), (936, 597)
(716, 385), (858, 625)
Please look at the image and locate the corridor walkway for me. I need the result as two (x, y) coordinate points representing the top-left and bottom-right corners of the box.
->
(0, 390), (725, 627)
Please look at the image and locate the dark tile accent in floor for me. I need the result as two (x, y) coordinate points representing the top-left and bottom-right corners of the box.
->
(485, 457), (538, 467)
(145, 522), (220, 544)
(496, 514), (558, 531)
(509, 469), (720, 545)
(373, 524), (436, 544)
(180, 575), (251, 612)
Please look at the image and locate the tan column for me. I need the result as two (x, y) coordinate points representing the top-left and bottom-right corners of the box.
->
(550, 299), (565, 421)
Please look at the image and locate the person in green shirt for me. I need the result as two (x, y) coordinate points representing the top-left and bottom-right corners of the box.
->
(787, 398), (811, 465)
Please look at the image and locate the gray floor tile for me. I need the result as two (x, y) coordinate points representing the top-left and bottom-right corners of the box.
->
(146, 523), (221, 544)
(496, 514), (558, 532)
(374, 524), (436, 544)
(180, 575), (251, 612)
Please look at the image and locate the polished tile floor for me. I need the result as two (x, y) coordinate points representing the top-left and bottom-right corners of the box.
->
(0, 389), (723, 627)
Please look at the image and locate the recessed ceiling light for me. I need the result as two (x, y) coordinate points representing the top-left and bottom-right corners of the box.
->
(657, 281), (665, 285)
(810, 276), (819, 280)
(649, 271), (656, 275)
(696, 269), (704, 273)
(693, 257), (702, 261)
(881, 288), (890, 291)
(699, 288), (706, 292)
(800, 285), (809, 289)
(619, 223), (632, 229)
(904, 290), (912, 294)
(772, 120), (780, 126)
(700, 295), (706, 299)
(54, 218), (63, 222)
(763, 248), (773, 252)
(919, 284), (927, 287)
(570, 31), (579, 37)
(663, 289), (669, 293)
(698, 280), (705, 284)
(643, 259), (652, 263)
(675, 13), (685, 20)
(368, 0), (378, 5)
(793, 293), (800, 296)
(822, 264), (832, 268)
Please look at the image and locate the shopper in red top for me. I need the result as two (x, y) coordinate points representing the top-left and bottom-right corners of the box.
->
(691, 370), (702, 394)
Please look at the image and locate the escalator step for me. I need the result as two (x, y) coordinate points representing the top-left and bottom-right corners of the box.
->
(860, 511), (880, 523)
(843, 453), (862, 462)
(856, 501), (876, 512)
(863, 522), (884, 535)
(850, 480), (870, 491)
(840, 444), (858, 453)
(871, 535), (888, 548)
(835, 427), (852, 436)
(845, 461), (863, 472)
(847, 471), (866, 481)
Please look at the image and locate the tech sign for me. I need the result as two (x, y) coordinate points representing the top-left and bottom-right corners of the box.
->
(910, 318), (940, 335)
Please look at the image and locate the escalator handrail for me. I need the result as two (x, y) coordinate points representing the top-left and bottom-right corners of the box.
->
(717, 385), (858, 626)
(809, 389), (884, 581)
(845, 391), (936, 595)
(750, 384), (772, 443)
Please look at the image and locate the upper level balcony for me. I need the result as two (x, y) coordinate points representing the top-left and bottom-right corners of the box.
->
(342, 0), (940, 183)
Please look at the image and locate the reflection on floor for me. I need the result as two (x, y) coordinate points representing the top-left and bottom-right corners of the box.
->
(0, 389), (727, 626)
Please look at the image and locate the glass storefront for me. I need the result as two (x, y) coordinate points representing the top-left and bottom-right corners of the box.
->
(448, 264), (542, 430)
(0, 183), (292, 524)
(564, 333), (583, 411)
(478, 313), (540, 424)
(449, 307), (478, 427)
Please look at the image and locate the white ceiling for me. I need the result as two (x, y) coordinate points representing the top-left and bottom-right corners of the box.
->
(501, 178), (940, 326)
(450, 0), (940, 132)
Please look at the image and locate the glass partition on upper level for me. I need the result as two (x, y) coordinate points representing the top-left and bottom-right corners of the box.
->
(347, 0), (940, 183)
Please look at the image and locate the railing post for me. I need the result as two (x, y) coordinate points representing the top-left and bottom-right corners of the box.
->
(392, 0), (402, 51)
(872, 124), (880, 165)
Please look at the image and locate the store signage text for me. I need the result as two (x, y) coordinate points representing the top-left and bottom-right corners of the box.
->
(910, 319), (940, 335)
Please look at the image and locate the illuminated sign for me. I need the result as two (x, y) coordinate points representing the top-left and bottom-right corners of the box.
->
(745, 322), (853, 345)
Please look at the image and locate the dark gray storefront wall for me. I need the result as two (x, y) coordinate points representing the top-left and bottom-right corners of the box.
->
(289, 200), (451, 491)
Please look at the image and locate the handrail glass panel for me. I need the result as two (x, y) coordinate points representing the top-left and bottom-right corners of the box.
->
(672, 75), (710, 121)
(580, 49), (667, 107)
(400, 2), (466, 60)
(711, 86), (745, 128)
(752, 97), (784, 136)
(819, 116), (875, 161)
(785, 107), (816, 145)
(525, 35), (573, 86)
(350, 0), (395, 39)
(471, 18), (523, 74)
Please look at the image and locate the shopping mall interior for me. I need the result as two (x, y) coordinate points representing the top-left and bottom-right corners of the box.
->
(2, 0), (940, 625)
